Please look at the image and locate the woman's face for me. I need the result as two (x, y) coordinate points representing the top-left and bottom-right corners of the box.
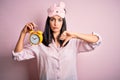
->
(49, 15), (63, 33)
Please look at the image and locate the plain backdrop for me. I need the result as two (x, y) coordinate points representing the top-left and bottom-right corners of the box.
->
(0, 0), (120, 80)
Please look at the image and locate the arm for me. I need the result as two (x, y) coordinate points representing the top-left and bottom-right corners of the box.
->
(14, 32), (26, 52)
(14, 22), (37, 52)
(72, 32), (99, 43)
(60, 31), (99, 46)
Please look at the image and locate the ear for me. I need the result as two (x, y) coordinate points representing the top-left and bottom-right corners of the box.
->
(47, 3), (56, 13)
(59, 2), (65, 8)
(53, 3), (57, 7)
(51, 3), (57, 10)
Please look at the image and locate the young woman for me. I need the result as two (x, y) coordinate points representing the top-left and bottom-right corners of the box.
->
(13, 2), (101, 80)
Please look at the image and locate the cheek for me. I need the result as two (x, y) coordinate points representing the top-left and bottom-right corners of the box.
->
(61, 23), (63, 26)
(50, 24), (54, 29)
(59, 23), (63, 28)
(49, 22), (54, 27)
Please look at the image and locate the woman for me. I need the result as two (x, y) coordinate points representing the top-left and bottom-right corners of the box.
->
(13, 2), (101, 80)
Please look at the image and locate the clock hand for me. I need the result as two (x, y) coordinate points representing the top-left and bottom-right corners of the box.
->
(34, 38), (37, 40)
(32, 37), (37, 40)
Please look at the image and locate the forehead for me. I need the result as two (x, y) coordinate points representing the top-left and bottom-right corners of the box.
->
(50, 15), (62, 19)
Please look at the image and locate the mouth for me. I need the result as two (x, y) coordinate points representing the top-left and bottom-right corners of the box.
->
(53, 27), (59, 29)
(51, 27), (60, 32)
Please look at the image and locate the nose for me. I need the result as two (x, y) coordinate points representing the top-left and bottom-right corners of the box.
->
(54, 20), (58, 26)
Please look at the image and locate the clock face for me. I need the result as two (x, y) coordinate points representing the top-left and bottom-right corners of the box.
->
(30, 34), (40, 45)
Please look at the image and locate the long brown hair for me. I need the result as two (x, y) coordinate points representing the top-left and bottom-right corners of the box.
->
(42, 17), (67, 47)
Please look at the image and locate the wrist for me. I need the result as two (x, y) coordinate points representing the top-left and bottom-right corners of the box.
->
(71, 33), (78, 38)
(21, 30), (27, 35)
(20, 31), (26, 38)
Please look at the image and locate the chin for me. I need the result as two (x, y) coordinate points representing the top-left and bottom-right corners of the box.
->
(53, 30), (60, 33)
(52, 29), (60, 32)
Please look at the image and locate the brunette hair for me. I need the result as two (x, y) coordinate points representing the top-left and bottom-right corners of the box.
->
(42, 17), (67, 47)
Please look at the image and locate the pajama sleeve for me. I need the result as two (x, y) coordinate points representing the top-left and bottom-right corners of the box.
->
(12, 45), (36, 61)
(76, 32), (102, 53)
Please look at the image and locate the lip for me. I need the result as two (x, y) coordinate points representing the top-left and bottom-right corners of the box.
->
(53, 27), (59, 29)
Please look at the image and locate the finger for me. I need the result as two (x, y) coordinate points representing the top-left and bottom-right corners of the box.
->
(27, 25), (32, 31)
(31, 22), (38, 27)
(60, 35), (66, 40)
(31, 22), (39, 30)
(27, 23), (35, 30)
(30, 22), (38, 30)
(26, 25), (34, 31)
(60, 32), (67, 40)
(26, 22), (36, 27)
(62, 31), (67, 35)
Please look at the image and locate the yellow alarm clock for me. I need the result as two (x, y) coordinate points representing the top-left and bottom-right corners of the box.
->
(29, 30), (43, 45)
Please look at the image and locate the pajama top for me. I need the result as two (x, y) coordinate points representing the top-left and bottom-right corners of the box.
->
(12, 32), (101, 80)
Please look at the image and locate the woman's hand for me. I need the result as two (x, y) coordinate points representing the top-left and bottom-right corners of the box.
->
(60, 31), (75, 46)
(21, 22), (37, 34)
(60, 31), (99, 47)
(14, 22), (37, 52)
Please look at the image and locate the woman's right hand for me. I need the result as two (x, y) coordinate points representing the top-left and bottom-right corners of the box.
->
(14, 22), (37, 52)
(21, 22), (37, 34)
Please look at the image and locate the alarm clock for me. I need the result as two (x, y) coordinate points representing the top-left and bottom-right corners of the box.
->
(29, 30), (43, 45)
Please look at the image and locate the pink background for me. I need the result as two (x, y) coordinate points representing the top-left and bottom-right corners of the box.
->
(0, 0), (120, 80)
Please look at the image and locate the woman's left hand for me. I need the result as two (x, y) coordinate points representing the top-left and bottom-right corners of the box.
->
(60, 31), (75, 46)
